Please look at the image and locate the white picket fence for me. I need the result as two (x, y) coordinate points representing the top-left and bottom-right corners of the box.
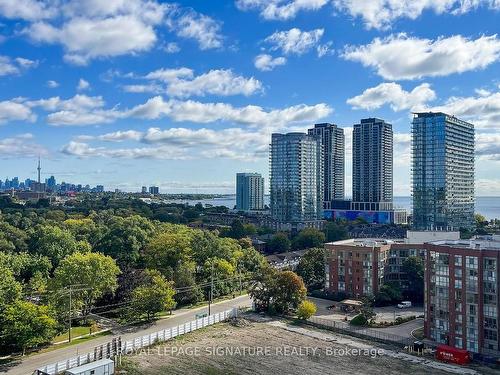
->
(35, 308), (237, 375)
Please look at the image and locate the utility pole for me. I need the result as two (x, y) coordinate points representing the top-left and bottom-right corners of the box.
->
(208, 262), (214, 315)
(238, 265), (242, 296)
(68, 285), (73, 343)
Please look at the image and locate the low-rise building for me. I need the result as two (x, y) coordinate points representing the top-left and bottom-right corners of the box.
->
(325, 239), (391, 297)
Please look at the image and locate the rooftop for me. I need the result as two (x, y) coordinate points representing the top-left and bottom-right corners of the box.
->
(429, 236), (500, 250)
(326, 238), (402, 247)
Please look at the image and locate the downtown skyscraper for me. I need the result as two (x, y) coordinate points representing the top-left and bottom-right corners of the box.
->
(412, 112), (475, 230)
(270, 133), (323, 230)
(352, 118), (393, 211)
(308, 123), (345, 209)
(236, 173), (264, 211)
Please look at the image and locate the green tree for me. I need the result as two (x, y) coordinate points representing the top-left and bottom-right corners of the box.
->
(375, 282), (402, 306)
(250, 266), (307, 314)
(323, 221), (348, 242)
(296, 247), (325, 291)
(201, 258), (236, 299)
(268, 232), (291, 253)
(130, 270), (176, 321)
(1, 301), (57, 355)
(144, 227), (193, 279)
(297, 300), (317, 320)
(94, 215), (155, 266)
(402, 256), (424, 302)
(0, 220), (28, 252)
(292, 228), (325, 250)
(359, 296), (376, 323)
(51, 252), (121, 317)
(28, 226), (89, 267)
(0, 266), (22, 309)
(249, 265), (277, 312)
(272, 270), (307, 314)
(173, 262), (203, 306)
(226, 220), (246, 239)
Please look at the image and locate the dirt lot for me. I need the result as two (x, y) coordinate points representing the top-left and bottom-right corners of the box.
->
(116, 318), (494, 375)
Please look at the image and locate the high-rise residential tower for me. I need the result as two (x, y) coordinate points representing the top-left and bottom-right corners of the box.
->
(412, 112), (475, 230)
(352, 118), (393, 211)
(270, 133), (323, 229)
(308, 123), (345, 208)
(236, 173), (264, 211)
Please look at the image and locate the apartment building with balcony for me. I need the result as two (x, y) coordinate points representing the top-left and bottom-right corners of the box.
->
(424, 237), (500, 355)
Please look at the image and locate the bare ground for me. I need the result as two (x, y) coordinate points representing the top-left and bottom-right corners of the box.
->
(116, 318), (494, 375)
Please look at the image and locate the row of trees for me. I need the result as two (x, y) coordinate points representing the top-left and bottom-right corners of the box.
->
(0, 207), (266, 354)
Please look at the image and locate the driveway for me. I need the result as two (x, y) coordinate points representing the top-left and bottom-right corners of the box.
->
(0, 295), (251, 375)
(307, 296), (424, 338)
(371, 318), (424, 337)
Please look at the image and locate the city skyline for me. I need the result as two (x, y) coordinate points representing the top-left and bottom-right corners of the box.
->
(0, 2), (499, 194)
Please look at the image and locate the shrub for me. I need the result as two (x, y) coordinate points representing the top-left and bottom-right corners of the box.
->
(297, 300), (317, 320)
(350, 314), (367, 326)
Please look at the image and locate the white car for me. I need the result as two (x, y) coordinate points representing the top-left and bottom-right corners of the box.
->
(397, 301), (412, 309)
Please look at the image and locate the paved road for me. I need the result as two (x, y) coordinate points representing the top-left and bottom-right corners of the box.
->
(1, 295), (252, 375)
(371, 318), (424, 337)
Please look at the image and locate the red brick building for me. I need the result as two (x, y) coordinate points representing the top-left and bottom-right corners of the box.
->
(325, 239), (391, 297)
(424, 238), (500, 355)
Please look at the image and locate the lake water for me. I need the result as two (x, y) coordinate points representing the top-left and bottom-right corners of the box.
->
(165, 195), (500, 220)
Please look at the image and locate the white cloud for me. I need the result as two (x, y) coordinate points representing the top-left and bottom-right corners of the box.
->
(61, 141), (189, 160)
(122, 83), (162, 93)
(25, 16), (158, 65)
(0, 0), (56, 21)
(0, 55), (38, 76)
(0, 99), (36, 123)
(265, 28), (325, 55)
(165, 6), (223, 50)
(77, 78), (90, 91)
(236, 0), (329, 20)
(476, 133), (500, 160)
(476, 178), (500, 195)
(2, 92), (331, 128)
(126, 68), (263, 98)
(254, 54), (287, 71)
(144, 67), (194, 82)
(65, 126), (271, 161)
(127, 96), (332, 127)
(28, 94), (121, 126)
(47, 80), (59, 88)
(316, 41), (333, 57)
(0, 133), (48, 158)
(427, 90), (500, 129)
(333, 0), (500, 30)
(163, 42), (180, 53)
(342, 33), (500, 80)
(347, 82), (436, 111)
(165, 69), (262, 98)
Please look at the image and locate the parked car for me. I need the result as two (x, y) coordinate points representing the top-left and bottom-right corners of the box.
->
(397, 301), (412, 309)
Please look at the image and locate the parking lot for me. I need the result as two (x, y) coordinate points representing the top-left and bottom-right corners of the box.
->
(308, 297), (425, 338)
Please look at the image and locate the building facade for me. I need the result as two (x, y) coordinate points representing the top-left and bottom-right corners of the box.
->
(149, 186), (159, 195)
(236, 173), (264, 211)
(325, 239), (390, 297)
(424, 238), (500, 355)
(412, 112), (475, 231)
(270, 133), (323, 230)
(308, 123), (345, 208)
(352, 118), (393, 211)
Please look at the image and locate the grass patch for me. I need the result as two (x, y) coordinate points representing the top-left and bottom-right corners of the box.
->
(53, 326), (93, 343)
(412, 327), (425, 340)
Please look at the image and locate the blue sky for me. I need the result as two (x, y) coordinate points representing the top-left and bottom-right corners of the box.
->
(0, 0), (499, 195)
